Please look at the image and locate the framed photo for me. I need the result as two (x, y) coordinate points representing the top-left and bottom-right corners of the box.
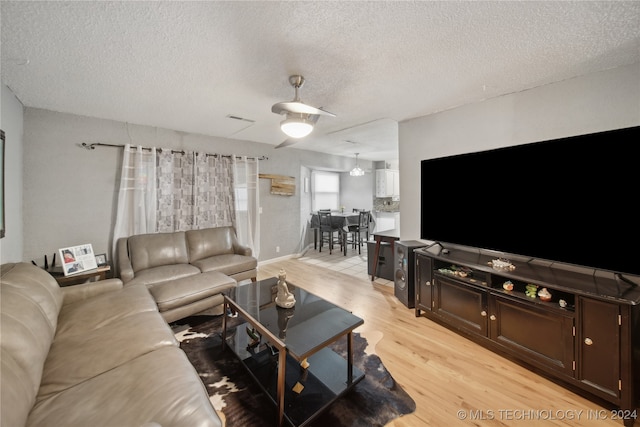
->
(95, 253), (108, 267)
(59, 243), (98, 276)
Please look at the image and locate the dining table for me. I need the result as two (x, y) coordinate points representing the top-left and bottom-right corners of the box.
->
(309, 212), (361, 250)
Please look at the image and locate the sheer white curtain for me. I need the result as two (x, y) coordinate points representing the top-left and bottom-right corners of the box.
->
(232, 156), (260, 258)
(112, 144), (157, 257)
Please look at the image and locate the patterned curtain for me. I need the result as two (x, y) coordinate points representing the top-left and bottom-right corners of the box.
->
(194, 153), (235, 229)
(156, 150), (235, 232)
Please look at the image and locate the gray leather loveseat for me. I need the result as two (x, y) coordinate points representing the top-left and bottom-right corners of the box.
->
(0, 262), (222, 427)
(117, 226), (258, 323)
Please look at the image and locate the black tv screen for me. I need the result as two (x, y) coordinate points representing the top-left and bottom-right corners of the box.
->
(420, 126), (640, 277)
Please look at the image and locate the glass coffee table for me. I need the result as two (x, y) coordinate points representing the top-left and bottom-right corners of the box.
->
(222, 277), (365, 427)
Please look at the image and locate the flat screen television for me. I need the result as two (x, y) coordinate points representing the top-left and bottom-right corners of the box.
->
(420, 125), (640, 277)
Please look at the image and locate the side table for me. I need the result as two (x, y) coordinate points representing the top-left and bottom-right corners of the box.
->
(370, 228), (399, 281)
(51, 265), (111, 287)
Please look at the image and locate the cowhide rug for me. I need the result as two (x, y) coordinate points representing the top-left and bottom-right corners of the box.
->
(174, 315), (415, 427)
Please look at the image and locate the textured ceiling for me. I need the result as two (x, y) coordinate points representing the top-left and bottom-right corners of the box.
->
(2, 1), (639, 161)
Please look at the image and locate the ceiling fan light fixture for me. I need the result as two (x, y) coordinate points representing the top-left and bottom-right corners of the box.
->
(350, 153), (365, 177)
(280, 116), (314, 138)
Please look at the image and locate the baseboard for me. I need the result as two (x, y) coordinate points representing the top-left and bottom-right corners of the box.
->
(257, 244), (313, 267)
(258, 253), (296, 266)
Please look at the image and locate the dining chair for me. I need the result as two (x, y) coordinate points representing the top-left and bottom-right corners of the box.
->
(318, 211), (342, 254)
(343, 210), (371, 255)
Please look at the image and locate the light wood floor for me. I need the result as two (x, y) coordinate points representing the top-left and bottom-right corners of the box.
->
(257, 256), (628, 427)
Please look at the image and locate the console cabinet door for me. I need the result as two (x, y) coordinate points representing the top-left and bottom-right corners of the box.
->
(489, 295), (574, 377)
(577, 297), (620, 401)
(415, 254), (433, 314)
(434, 276), (487, 336)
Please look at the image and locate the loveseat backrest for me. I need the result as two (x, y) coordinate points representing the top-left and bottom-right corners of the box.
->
(186, 226), (237, 262)
(1, 262), (63, 427)
(128, 231), (189, 273)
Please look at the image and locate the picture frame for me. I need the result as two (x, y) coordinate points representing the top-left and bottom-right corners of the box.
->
(59, 243), (98, 276)
(95, 253), (108, 267)
(1, 129), (5, 239)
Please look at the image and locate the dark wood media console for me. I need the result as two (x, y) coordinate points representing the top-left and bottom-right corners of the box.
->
(414, 244), (640, 426)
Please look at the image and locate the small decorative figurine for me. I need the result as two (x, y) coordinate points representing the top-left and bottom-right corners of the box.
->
(559, 299), (567, 308)
(502, 280), (514, 291)
(490, 258), (516, 271)
(525, 284), (538, 298)
(275, 269), (296, 308)
(538, 287), (552, 301)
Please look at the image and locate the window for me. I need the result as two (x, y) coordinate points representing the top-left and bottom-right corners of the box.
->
(312, 170), (340, 211)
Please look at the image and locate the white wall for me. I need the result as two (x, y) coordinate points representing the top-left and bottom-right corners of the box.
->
(340, 168), (374, 212)
(0, 84), (24, 263)
(22, 108), (364, 263)
(399, 63), (640, 241)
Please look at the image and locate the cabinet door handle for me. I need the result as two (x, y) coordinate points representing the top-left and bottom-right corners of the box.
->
(584, 337), (593, 346)
(481, 310), (487, 316)
(425, 281), (431, 286)
(490, 315), (497, 321)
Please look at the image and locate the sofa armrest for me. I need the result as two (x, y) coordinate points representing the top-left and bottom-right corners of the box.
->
(61, 278), (123, 306)
(117, 237), (135, 283)
(233, 242), (252, 256)
(229, 229), (252, 256)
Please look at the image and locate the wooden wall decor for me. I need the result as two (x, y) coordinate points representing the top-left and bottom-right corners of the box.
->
(259, 174), (295, 196)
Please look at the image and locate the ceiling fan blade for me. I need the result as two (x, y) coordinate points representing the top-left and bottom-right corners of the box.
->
(274, 138), (301, 149)
(272, 101), (336, 117)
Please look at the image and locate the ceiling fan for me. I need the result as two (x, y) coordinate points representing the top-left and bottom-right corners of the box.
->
(272, 75), (336, 148)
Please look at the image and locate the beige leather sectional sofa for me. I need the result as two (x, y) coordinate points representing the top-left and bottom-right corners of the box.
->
(117, 226), (258, 323)
(1, 262), (222, 427)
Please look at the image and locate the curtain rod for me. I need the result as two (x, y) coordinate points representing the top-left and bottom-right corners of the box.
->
(81, 142), (268, 160)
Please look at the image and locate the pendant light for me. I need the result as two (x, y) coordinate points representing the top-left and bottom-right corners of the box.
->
(350, 153), (365, 176)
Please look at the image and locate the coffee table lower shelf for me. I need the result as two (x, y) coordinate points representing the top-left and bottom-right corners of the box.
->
(225, 324), (365, 427)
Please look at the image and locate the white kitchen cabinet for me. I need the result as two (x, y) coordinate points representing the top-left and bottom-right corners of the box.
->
(375, 169), (399, 198)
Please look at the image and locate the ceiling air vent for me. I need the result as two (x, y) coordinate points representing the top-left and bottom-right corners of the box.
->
(226, 115), (255, 123)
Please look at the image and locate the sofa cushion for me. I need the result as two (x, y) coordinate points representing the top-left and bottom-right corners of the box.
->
(191, 253), (258, 276)
(1, 348), (34, 427)
(127, 263), (201, 287)
(38, 310), (177, 399)
(148, 271), (236, 313)
(28, 346), (222, 427)
(56, 283), (157, 337)
(60, 278), (123, 306)
(128, 231), (190, 272)
(0, 263), (63, 427)
(187, 226), (238, 261)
